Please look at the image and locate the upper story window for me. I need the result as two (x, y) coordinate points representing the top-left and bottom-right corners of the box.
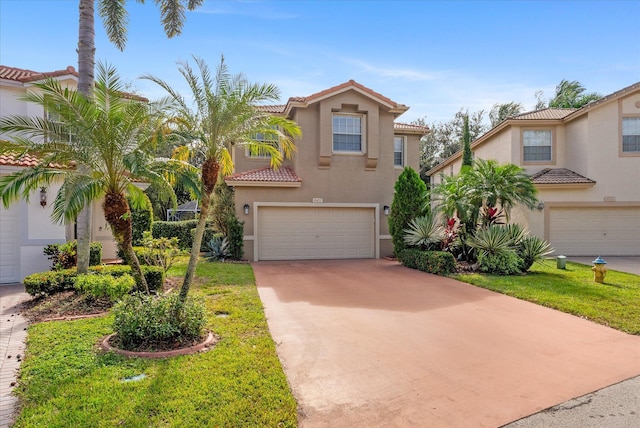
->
(394, 136), (404, 167)
(622, 117), (640, 153)
(246, 129), (278, 158)
(333, 114), (363, 152)
(523, 129), (552, 162)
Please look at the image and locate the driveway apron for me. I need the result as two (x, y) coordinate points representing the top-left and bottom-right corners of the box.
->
(253, 259), (640, 428)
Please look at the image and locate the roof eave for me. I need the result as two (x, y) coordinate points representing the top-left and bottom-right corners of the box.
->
(225, 179), (302, 188)
(534, 182), (596, 189)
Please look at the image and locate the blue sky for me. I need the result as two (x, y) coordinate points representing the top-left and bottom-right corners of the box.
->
(1, 0), (638, 124)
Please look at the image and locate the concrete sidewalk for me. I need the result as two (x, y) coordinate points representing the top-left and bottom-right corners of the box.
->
(0, 284), (29, 428)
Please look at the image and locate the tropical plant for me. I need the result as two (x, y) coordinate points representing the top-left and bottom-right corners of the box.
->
(466, 225), (516, 259)
(389, 167), (428, 254)
(74, 0), (203, 273)
(0, 63), (198, 293)
(143, 56), (302, 304)
(464, 159), (538, 222)
(403, 213), (444, 250)
(205, 236), (231, 262)
(518, 235), (554, 271)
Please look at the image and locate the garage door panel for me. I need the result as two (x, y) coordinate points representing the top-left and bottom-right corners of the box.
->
(0, 203), (20, 283)
(549, 207), (640, 256)
(258, 207), (375, 260)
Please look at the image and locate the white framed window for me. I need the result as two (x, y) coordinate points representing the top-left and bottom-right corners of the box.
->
(622, 117), (640, 153)
(393, 136), (405, 167)
(246, 129), (278, 158)
(333, 114), (364, 152)
(523, 129), (552, 162)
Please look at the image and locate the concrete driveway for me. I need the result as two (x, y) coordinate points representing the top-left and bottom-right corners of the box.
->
(254, 259), (640, 428)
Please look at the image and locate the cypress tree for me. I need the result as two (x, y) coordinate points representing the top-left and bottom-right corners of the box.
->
(461, 114), (473, 173)
(389, 167), (427, 254)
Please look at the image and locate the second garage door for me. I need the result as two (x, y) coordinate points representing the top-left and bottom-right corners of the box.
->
(549, 207), (640, 256)
(258, 206), (375, 260)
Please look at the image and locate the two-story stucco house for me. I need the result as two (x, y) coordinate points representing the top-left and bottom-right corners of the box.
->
(225, 80), (428, 261)
(428, 82), (640, 256)
(0, 65), (121, 283)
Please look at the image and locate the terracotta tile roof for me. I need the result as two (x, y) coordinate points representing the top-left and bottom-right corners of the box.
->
(394, 122), (430, 133)
(0, 152), (73, 169)
(530, 168), (596, 185)
(226, 166), (302, 183)
(0, 65), (78, 82)
(256, 104), (286, 113)
(298, 80), (404, 108)
(512, 108), (577, 120)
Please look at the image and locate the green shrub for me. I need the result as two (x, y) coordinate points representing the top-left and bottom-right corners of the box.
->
(75, 273), (135, 302)
(88, 265), (164, 294)
(23, 270), (78, 296)
(389, 167), (428, 254)
(477, 251), (523, 275)
(191, 227), (218, 252)
(228, 217), (244, 260)
(43, 241), (102, 270)
(153, 220), (198, 249)
(128, 195), (154, 246)
(138, 232), (181, 272)
(397, 249), (456, 276)
(113, 293), (206, 350)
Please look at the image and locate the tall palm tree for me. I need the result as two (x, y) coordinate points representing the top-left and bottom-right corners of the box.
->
(75, 0), (203, 273)
(144, 56), (302, 303)
(0, 63), (198, 292)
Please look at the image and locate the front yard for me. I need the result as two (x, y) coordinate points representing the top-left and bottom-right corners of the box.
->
(453, 261), (640, 335)
(12, 258), (297, 427)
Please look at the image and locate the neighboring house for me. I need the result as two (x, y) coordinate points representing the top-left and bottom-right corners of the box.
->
(0, 65), (119, 283)
(428, 82), (640, 256)
(225, 80), (428, 261)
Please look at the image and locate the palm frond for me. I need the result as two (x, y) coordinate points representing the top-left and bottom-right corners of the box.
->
(98, 0), (128, 50)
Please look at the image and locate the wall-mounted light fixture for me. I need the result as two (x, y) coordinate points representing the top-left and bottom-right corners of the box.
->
(536, 201), (545, 211)
(243, 203), (250, 215)
(383, 205), (390, 216)
(40, 187), (47, 208)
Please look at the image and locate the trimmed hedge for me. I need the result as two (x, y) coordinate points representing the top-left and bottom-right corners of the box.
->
(397, 249), (456, 276)
(23, 265), (164, 297)
(152, 220), (216, 251)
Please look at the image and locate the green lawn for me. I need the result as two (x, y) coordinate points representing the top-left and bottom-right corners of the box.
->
(453, 261), (640, 335)
(13, 258), (297, 427)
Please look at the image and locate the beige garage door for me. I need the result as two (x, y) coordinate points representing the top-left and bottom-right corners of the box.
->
(258, 206), (375, 260)
(0, 202), (20, 283)
(549, 207), (640, 256)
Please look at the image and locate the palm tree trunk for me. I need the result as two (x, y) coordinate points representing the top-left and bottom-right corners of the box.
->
(179, 157), (219, 303)
(103, 192), (150, 294)
(75, 0), (96, 274)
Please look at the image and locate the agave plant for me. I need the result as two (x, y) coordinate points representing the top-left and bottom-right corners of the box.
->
(518, 235), (554, 271)
(503, 223), (529, 246)
(466, 225), (516, 258)
(205, 236), (230, 262)
(403, 213), (444, 250)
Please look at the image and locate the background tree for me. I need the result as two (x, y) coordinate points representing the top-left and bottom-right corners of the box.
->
(461, 114), (473, 173)
(417, 109), (488, 181)
(389, 167), (427, 255)
(74, 0), (202, 273)
(534, 79), (602, 110)
(0, 63), (197, 292)
(144, 56), (302, 304)
(489, 102), (523, 127)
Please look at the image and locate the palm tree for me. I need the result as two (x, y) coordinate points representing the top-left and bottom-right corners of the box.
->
(143, 56), (302, 303)
(0, 63), (198, 292)
(74, 0), (203, 273)
(465, 159), (538, 222)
